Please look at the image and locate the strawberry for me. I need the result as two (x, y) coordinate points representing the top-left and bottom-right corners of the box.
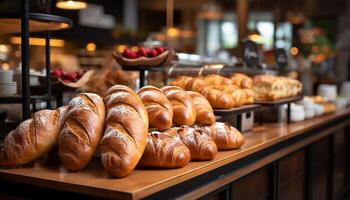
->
(66, 72), (77, 81)
(137, 47), (148, 57)
(148, 49), (158, 57)
(51, 68), (62, 78)
(63, 79), (71, 83)
(122, 48), (138, 59)
(154, 47), (165, 54)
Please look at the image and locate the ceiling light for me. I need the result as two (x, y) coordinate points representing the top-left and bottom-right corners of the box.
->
(56, 0), (87, 10)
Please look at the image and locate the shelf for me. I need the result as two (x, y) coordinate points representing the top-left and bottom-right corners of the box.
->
(0, 13), (73, 34)
(0, 95), (52, 104)
(255, 96), (303, 107)
(214, 104), (260, 116)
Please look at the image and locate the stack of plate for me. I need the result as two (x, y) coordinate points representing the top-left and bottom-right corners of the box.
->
(0, 70), (17, 96)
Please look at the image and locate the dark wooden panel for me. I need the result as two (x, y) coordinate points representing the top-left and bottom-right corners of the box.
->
(231, 167), (271, 200)
(278, 149), (306, 186)
(333, 129), (346, 199)
(310, 137), (331, 200)
(278, 174), (305, 200)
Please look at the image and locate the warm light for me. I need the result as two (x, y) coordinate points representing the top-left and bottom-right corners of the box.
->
(115, 45), (127, 53)
(0, 45), (9, 53)
(9, 37), (65, 47)
(1, 63), (10, 70)
(290, 47), (299, 56)
(86, 42), (96, 52)
(248, 34), (261, 42)
(167, 27), (180, 37)
(56, 0), (87, 10)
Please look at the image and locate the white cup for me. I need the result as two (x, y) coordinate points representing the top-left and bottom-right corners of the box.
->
(0, 70), (14, 83)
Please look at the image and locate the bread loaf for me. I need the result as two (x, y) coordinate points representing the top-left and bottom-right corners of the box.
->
(175, 126), (217, 160)
(195, 122), (245, 150)
(100, 85), (149, 177)
(187, 91), (215, 125)
(0, 106), (68, 166)
(138, 86), (173, 131)
(58, 93), (106, 171)
(200, 86), (235, 109)
(138, 129), (191, 168)
(162, 86), (196, 126)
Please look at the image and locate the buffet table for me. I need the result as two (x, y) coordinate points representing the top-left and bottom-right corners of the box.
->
(0, 108), (349, 200)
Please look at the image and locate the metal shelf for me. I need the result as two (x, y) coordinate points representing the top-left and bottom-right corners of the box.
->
(0, 95), (52, 104)
(0, 13), (73, 34)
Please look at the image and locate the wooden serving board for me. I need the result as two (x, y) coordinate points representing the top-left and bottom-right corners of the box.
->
(0, 108), (349, 199)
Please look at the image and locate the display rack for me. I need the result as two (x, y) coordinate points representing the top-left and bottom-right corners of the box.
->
(121, 65), (168, 88)
(0, 0), (72, 121)
(255, 95), (303, 124)
(214, 104), (260, 132)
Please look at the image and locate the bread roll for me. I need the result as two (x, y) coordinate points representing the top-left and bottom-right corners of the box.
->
(58, 93), (106, 171)
(175, 126), (217, 160)
(231, 89), (248, 107)
(138, 86), (173, 131)
(0, 106), (68, 166)
(162, 86), (196, 126)
(195, 122), (245, 150)
(200, 86), (235, 109)
(100, 85), (149, 177)
(138, 129), (191, 168)
(187, 91), (215, 125)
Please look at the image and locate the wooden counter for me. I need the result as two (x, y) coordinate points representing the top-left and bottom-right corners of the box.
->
(0, 108), (350, 199)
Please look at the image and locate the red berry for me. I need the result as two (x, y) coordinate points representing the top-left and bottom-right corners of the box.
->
(154, 47), (165, 54)
(66, 72), (77, 81)
(52, 69), (62, 78)
(63, 79), (70, 83)
(137, 47), (148, 57)
(148, 49), (158, 57)
(122, 48), (139, 59)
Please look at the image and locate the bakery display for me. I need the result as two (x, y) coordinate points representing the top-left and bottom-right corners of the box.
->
(203, 74), (233, 86)
(195, 122), (245, 150)
(113, 46), (175, 67)
(138, 85), (173, 131)
(252, 75), (302, 101)
(138, 129), (191, 168)
(175, 126), (218, 160)
(187, 91), (215, 125)
(162, 86), (196, 126)
(58, 93), (106, 171)
(0, 106), (68, 166)
(100, 85), (149, 177)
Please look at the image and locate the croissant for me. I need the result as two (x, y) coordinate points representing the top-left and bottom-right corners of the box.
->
(185, 77), (207, 92)
(187, 91), (215, 125)
(204, 74), (233, 85)
(100, 85), (149, 177)
(230, 73), (253, 89)
(0, 106), (68, 166)
(58, 93), (106, 171)
(138, 85), (173, 131)
(195, 122), (245, 150)
(175, 126), (217, 160)
(169, 76), (192, 89)
(162, 86), (196, 126)
(138, 129), (191, 168)
(200, 86), (235, 109)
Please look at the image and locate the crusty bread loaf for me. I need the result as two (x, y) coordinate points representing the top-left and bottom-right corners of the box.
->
(162, 86), (196, 126)
(187, 91), (215, 125)
(200, 86), (235, 109)
(175, 126), (217, 160)
(0, 106), (68, 166)
(58, 93), (106, 171)
(195, 122), (245, 150)
(138, 86), (173, 131)
(138, 129), (191, 168)
(100, 85), (149, 177)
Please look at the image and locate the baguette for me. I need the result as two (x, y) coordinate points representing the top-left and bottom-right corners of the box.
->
(0, 106), (68, 166)
(100, 85), (149, 177)
(58, 93), (106, 171)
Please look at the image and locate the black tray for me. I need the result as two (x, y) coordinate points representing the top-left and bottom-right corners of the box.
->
(214, 104), (260, 116)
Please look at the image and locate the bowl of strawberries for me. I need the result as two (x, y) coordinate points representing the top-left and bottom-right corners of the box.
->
(112, 46), (175, 67)
(50, 68), (95, 88)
